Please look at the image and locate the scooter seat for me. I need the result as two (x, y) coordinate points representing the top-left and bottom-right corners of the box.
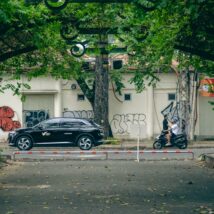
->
(173, 134), (185, 140)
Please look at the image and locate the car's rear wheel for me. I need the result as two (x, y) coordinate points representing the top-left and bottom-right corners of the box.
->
(78, 135), (93, 150)
(16, 136), (33, 151)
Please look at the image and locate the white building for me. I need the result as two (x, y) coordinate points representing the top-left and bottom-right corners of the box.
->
(0, 73), (213, 142)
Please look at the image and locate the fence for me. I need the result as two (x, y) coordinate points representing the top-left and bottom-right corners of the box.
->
(12, 150), (195, 161)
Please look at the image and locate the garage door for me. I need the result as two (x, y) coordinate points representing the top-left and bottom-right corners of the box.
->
(199, 96), (214, 138)
(23, 94), (54, 127)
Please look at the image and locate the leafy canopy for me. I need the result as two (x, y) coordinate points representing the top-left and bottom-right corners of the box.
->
(0, 0), (213, 94)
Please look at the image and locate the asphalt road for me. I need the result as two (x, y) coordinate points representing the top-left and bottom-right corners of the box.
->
(0, 160), (213, 214)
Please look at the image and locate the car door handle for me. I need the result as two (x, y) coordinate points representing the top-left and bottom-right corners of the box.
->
(64, 133), (73, 135)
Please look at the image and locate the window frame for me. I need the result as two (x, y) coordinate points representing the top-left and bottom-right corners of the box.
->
(77, 94), (85, 101)
(168, 93), (176, 101)
(124, 93), (132, 101)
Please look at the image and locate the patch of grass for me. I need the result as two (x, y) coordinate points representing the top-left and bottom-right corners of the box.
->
(104, 138), (121, 145)
(0, 148), (2, 162)
(0, 149), (7, 169)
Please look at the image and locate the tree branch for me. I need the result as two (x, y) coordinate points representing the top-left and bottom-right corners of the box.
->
(75, 77), (95, 106)
(174, 45), (214, 61)
(0, 46), (37, 62)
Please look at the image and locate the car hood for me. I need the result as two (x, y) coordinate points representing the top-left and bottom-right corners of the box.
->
(15, 128), (33, 133)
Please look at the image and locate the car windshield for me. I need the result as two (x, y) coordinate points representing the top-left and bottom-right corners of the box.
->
(89, 120), (101, 127)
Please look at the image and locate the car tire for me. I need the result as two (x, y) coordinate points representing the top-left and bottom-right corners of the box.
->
(153, 140), (162, 150)
(16, 135), (33, 151)
(77, 135), (93, 150)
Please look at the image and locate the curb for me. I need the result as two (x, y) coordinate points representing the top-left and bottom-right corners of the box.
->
(0, 154), (11, 160)
(203, 154), (214, 168)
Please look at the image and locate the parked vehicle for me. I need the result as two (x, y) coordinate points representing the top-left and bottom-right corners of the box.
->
(153, 130), (188, 149)
(8, 118), (104, 151)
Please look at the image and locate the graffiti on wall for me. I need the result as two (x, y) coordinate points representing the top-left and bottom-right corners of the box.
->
(0, 106), (21, 131)
(63, 110), (94, 119)
(110, 113), (147, 135)
(62, 111), (147, 135)
(23, 110), (49, 127)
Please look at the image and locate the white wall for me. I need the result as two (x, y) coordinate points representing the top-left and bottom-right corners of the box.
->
(0, 80), (23, 141)
(198, 96), (214, 138)
(0, 76), (61, 141)
(61, 80), (92, 112)
(21, 76), (59, 93)
(0, 88), (23, 122)
(2, 73), (212, 140)
(109, 73), (178, 138)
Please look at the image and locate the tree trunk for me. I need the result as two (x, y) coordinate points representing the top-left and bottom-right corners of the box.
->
(177, 70), (191, 136)
(93, 36), (110, 137)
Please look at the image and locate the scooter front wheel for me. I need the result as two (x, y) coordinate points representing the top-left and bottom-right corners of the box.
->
(153, 140), (163, 150)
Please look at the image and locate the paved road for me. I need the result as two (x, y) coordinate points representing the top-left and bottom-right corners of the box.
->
(0, 160), (213, 214)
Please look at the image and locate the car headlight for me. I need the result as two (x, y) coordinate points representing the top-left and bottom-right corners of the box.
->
(98, 129), (104, 136)
(9, 131), (16, 137)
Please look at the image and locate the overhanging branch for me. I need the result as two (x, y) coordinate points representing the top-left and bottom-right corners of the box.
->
(175, 45), (214, 61)
(75, 77), (94, 106)
(0, 46), (37, 62)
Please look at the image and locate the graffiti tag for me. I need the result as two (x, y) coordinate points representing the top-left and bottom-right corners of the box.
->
(23, 110), (49, 127)
(0, 106), (21, 131)
(110, 113), (146, 134)
(63, 110), (94, 119)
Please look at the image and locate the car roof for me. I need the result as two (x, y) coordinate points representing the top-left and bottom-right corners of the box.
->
(46, 117), (92, 122)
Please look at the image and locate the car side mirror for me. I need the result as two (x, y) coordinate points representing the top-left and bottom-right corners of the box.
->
(36, 124), (43, 130)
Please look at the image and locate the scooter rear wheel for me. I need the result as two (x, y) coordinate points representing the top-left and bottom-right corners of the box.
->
(178, 141), (188, 149)
(153, 140), (163, 149)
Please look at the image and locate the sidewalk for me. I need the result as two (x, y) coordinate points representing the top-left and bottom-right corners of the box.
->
(99, 139), (214, 150)
(0, 139), (214, 150)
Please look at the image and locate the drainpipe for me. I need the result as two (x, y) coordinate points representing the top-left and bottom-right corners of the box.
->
(190, 72), (198, 140)
(147, 86), (154, 139)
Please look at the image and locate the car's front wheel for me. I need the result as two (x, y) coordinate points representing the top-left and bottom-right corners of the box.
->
(77, 135), (93, 150)
(16, 136), (33, 151)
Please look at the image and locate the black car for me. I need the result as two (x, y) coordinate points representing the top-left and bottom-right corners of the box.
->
(8, 118), (104, 151)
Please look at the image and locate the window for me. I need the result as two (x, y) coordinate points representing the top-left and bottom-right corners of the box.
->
(82, 62), (90, 71)
(61, 121), (75, 128)
(124, 93), (131, 101)
(77, 94), (85, 101)
(168, 93), (176, 101)
(61, 119), (85, 128)
(113, 60), (123, 69)
(41, 119), (60, 129)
